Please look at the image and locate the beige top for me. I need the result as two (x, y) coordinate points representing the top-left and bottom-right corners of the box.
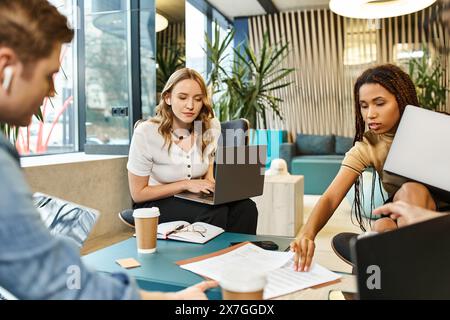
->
(341, 131), (407, 197)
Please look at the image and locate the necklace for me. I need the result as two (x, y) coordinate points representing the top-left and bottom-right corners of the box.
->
(171, 128), (193, 141)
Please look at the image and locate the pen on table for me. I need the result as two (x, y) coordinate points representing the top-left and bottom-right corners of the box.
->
(166, 224), (185, 237)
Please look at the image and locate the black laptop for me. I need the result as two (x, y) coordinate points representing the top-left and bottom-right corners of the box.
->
(175, 145), (267, 205)
(350, 214), (450, 299)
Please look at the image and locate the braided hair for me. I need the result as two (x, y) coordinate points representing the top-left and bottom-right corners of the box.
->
(352, 64), (419, 231)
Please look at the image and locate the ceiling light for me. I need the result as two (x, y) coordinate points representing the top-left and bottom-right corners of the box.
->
(156, 12), (168, 32)
(329, 0), (436, 19)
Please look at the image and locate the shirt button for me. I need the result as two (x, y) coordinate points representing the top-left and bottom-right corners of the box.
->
(188, 165), (191, 168)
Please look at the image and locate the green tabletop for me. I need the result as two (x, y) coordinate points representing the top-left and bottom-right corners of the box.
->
(83, 232), (293, 299)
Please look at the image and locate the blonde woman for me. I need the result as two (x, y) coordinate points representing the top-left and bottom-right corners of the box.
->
(119, 68), (258, 234)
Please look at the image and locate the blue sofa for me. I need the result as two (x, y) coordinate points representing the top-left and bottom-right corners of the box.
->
(280, 134), (353, 195)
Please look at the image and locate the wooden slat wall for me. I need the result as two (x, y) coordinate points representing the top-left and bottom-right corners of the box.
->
(156, 22), (185, 60)
(248, 5), (449, 137)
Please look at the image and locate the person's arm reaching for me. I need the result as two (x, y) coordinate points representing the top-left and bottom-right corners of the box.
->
(290, 167), (359, 272)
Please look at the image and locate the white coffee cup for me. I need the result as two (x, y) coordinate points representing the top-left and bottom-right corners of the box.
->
(220, 269), (266, 300)
(133, 207), (160, 254)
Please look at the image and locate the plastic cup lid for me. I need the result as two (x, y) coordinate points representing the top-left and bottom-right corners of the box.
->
(133, 207), (160, 219)
(220, 271), (266, 293)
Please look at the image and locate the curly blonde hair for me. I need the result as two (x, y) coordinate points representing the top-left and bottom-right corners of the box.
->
(151, 68), (216, 154)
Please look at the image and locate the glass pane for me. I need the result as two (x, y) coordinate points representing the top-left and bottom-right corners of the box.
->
(140, 0), (156, 119)
(155, 1), (186, 109)
(18, 0), (77, 156)
(84, 0), (130, 146)
(186, 1), (207, 78)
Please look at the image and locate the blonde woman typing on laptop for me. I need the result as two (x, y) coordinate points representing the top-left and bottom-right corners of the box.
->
(120, 68), (258, 234)
(291, 64), (450, 272)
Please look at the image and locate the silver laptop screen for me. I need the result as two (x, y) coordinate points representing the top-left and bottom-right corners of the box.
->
(383, 105), (450, 192)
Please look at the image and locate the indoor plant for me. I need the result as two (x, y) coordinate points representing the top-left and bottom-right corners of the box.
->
(408, 47), (448, 111)
(205, 24), (294, 129)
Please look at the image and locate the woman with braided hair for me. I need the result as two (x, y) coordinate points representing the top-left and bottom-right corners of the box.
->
(290, 64), (449, 271)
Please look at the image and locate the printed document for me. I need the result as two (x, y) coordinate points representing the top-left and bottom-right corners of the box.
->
(180, 243), (341, 299)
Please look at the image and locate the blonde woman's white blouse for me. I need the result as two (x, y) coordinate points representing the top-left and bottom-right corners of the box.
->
(127, 118), (221, 186)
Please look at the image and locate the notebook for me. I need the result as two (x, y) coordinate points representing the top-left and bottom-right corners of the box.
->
(157, 221), (224, 244)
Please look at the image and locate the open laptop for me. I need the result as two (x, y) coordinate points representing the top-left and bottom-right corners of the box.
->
(383, 105), (450, 201)
(175, 145), (267, 205)
(350, 214), (450, 299)
(0, 193), (100, 300)
(32, 192), (99, 248)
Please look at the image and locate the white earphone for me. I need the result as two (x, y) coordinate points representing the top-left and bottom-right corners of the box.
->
(2, 66), (14, 91)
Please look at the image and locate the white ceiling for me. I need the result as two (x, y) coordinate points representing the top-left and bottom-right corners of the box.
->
(207, 0), (266, 20)
(156, 0), (331, 23)
(273, 0), (330, 11)
(208, 0), (330, 20)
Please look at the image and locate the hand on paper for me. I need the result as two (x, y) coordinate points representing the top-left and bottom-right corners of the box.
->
(290, 235), (315, 272)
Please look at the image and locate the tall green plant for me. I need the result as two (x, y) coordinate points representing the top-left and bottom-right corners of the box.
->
(204, 23), (235, 95)
(408, 48), (448, 111)
(157, 43), (185, 93)
(1, 108), (43, 143)
(0, 123), (18, 141)
(206, 25), (294, 129)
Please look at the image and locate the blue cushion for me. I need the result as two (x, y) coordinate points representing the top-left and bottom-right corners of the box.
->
(295, 134), (335, 155)
(335, 136), (354, 155)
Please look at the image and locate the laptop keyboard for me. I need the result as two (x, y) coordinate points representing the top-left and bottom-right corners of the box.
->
(200, 192), (214, 199)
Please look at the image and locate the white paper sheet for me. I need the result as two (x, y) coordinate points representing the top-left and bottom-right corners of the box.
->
(180, 243), (294, 280)
(264, 259), (341, 299)
(180, 243), (341, 299)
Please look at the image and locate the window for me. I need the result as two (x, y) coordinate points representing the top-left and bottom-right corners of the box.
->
(16, 1), (233, 156)
(82, 0), (155, 154)
(84, 0), (131, 148)
(17, 0), (77, 156)
(186, 1), (207, 78)
(140, 1), (157, 119)
(186, 1), (232, 80)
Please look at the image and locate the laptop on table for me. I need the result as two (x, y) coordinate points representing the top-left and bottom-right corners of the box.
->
(175, 145), (267, 205)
